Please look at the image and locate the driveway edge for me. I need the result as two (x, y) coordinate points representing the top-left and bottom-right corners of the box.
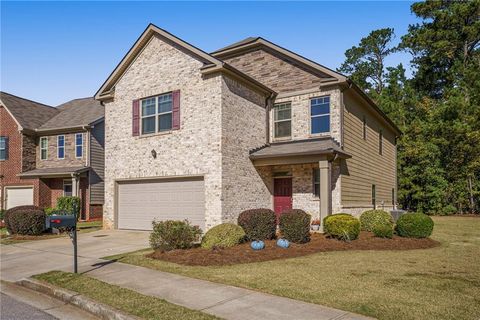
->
(17, 278), (140, 320)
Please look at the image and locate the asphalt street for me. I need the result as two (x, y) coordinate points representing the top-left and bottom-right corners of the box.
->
(1, 293), (57, 320)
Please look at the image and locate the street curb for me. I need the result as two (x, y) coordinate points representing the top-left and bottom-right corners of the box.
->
(17, 278), (140, 320)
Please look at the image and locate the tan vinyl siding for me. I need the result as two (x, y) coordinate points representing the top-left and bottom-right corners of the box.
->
(89, 121), (105, 204)
(341, 90), (396, 208)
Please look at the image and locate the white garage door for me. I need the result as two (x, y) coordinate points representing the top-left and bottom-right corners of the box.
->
(6, 187), (34, 209)
(117, 178), (205, 231)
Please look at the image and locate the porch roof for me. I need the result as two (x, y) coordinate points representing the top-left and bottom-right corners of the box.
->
(249, 138), (351, 162)
(18, 166), (90, 178)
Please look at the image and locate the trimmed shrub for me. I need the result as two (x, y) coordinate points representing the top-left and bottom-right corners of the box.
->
(396, 213), (434, 238)
(279, 209), (311, 243)
(0, 209), (5, 220)
(57, 196), (81, 218)
(201, 223), (245, 249)
(373, 224), (393, 238)
(150, 220), (202, 251)
(323, 213), (360, 241)
(4, 206), (46, 235)
(238, 208), (276, 241)
(360, 210), (394, 232)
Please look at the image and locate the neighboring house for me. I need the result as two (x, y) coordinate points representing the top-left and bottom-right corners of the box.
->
(96, 24), (401, 231)
(0, 92), (105, 220)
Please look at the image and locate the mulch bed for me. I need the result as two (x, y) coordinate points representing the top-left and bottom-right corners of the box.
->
(147, 232), (440, 266)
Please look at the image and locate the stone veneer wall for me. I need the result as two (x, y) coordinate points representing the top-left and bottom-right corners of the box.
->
(272, 88), (342, 144)
(220, 76), (272, 222)
(102, 35), (223, 230)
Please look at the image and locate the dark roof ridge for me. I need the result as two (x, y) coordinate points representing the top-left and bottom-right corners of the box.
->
(0, 91), (55, 109)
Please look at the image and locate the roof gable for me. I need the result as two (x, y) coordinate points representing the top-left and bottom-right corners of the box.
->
(0, 91), (59, 131)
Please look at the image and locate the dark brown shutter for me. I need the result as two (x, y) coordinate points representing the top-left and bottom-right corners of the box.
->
(172, 90), (180, 130)
(132, 99), (140, 136)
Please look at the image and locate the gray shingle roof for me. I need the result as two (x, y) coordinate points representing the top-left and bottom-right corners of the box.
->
(18, 166), (90, 177)
(0, 92), (59, 130)
(38, 97), (104, 131)
(211, 37), (259, 54)
(250, 137), (351, 159)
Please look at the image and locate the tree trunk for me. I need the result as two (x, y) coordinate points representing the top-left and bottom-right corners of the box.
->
(468, 176), (475, 213)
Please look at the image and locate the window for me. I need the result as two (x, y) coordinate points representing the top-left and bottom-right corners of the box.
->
(57, 135), (65, 159)
(313, 168), (320, 197)
(63, 180), (72, 197)
(372, 184), (376, 209)
(392, 188), (395, 206)
(362, 115), (367, 140)
(379, 129), (383, 155)
(141, 93), (173, 135)
(310, 96), (330, 134)
(0, 137), (7, 160)
(40, 137), (48, 160)
(75, 133), (83, 158)
(273, 103), (291, 138)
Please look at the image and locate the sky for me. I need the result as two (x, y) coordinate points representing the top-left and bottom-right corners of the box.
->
(1, 1), (420, 106)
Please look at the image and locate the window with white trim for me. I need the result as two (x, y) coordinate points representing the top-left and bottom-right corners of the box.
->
(313, 168), (320, 197)
(310, 96), (330, 134)
(63, 180), (72, 197)
(57, 135), (65, 159)
(141, 93), (173, 135)
(75, 133), (83, 158)
(273, 103), (291, 138)
(40, 137), (48, 160)
(0, 137), (7, 160)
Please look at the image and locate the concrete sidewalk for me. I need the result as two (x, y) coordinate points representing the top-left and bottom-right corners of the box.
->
(80, 261), (373, 320)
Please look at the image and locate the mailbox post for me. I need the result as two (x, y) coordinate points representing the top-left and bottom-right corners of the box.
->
(46, 206), (78, 273)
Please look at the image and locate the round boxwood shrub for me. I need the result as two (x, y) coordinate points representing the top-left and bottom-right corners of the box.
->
(238, 208), (276, 241)
(4, 205), (46, 235)
(150, 220), (202, 251)
(373, 224), (393, 238)
(201, 223), (245, 249)
(360, 210), (394, 232)
(395, 213), (434, 238)
(323, 213), (360, 241)
(279, 209), (311, 243)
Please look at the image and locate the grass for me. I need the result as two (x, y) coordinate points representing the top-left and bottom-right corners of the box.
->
(33, 271), (218, 320)
(0, 220), (103, 245)
(105, 217), (480, 320)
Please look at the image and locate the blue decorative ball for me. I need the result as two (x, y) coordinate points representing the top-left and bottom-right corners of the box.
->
(250, 240), (265, 250)
(276, 238), (290, 248)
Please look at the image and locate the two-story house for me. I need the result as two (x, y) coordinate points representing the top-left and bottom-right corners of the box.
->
(0, 92), (105, 220)
(95, 24), (400, 231)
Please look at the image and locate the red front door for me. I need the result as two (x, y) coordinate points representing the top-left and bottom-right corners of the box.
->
(274, 178), (292, 218)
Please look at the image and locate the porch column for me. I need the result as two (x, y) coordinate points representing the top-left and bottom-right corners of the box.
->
(319, 160), (331, 232)
(71, 174), (79, 197)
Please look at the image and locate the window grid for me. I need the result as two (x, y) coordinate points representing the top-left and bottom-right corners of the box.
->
(75, 133), (83, 158)
(313, 168), (320, 197)
(273, 103), (292, 138)
(40, 137), (48, 160)
(57, 135), (65, 159)
(0, 137), (6, 160)
(141, 93), (173, 135)
(310, 96), (330, 134)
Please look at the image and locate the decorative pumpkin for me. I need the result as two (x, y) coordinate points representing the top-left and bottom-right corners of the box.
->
(276, 238), (290, 248)
(250, 240), (265, 250)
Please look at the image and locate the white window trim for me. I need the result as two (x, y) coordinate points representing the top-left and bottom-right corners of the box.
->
(309, 96), (331, 135)
(40, 137), (48, 160)
(57, 135), (65, 159)
(63, 179), (72, 197)
(0, 136), (6, 161)
(75, 133), (83, 159)
(140, 93), (173, 136)
(273, 102), (292, 140)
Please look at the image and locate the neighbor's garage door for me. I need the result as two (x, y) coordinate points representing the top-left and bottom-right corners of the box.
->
(117, 178), (205, 231)
(6, 187), (34, 209)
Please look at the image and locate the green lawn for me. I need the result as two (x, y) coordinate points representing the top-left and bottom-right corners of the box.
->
(105, 217), (480, 320)
(34, 271), (218, 320)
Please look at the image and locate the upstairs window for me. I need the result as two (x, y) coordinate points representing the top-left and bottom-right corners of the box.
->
(310, 96), (330, 134)
(274, 103), (291, 138)
(379, 129), (383, 155)
(0, 137), (7, 160)
(372, 184), (376, 209)
(362, 115), (367, 140)
(141, 93), (173, 135)
(313, 168), (320, 197)
(75, 133), (83, 158)
(40, 137), (48, 160)
(57, 135), (65, 159)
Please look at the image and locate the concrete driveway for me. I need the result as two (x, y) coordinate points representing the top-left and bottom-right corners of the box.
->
(0, 230), (149, 281)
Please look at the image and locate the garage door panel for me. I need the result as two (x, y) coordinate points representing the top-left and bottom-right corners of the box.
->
(117, 178), (205, 231)
(6, 187), (34, 209)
